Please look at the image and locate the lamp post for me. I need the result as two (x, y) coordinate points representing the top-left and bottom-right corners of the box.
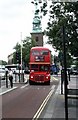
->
(21, 32), (23, 75)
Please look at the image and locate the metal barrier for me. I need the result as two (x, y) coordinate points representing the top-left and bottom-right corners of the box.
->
(61, 69), (78, 99)
(5, 70), (8, 88)
(14, 72), (24, 83)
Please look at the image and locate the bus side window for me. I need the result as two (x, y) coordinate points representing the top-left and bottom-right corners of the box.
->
(41, 50), (49, 55)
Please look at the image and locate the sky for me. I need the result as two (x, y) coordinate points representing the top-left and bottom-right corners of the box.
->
(0, 0), (56, 62)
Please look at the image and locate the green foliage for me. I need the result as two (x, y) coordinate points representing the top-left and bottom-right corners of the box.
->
(13, 37), (36, 66)
(0, 60), (7, 65)
(37, 1), (78, 66)
(75, 58), (78, 68)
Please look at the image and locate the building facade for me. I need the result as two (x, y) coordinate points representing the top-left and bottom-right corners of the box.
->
(8, 53), (14, 64)
(31, 0), (43, 46)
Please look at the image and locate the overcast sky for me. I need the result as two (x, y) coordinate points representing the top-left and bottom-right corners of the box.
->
(0, 0), (34, 61)
(0, 0), (56, 62)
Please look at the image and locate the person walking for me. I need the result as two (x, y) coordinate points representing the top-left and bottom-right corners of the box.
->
(9, 70), (13, 88)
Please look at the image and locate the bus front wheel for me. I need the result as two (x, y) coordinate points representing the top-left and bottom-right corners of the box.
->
(29, 80), (33, 85)
(46, 80), (50, 85)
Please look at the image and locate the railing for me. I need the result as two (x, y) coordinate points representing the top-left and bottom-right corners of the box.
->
(61, 69), (78, 99)
(0, 71), (25, 88)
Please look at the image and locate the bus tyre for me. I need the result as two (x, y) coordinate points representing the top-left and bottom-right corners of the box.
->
(47, 81), (50, 85)
(29, 80), (33, 85)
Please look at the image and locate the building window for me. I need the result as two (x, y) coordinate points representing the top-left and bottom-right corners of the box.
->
(36, 37), (39, 42)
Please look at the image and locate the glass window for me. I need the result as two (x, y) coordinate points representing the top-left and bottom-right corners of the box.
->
(45, 66), (49, 71)
(40, 50), (49, 55)
(40, 65), (45, 71)
(39, 65), (49, 71)
(32, 50), (40, 55)
(31, 64), (38, 71)
(31, 64), (38, 69)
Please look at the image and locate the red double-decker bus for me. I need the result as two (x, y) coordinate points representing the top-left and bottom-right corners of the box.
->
(29, 47), (51, 85)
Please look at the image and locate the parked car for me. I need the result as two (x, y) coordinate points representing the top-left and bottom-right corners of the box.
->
(0, 69), (5, 80)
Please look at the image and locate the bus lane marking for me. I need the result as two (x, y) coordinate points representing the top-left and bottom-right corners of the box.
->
(32, 85), (55, 119)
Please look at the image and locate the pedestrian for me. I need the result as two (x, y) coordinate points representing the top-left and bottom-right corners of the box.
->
(9, 70), (13, 88)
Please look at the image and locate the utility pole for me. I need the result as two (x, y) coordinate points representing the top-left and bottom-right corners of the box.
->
(62, 25), (68, 120)
(21, 32), (23, 73)
(21, 32), (24, 82)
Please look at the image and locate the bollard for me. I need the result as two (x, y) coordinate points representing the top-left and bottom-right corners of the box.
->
(19, 68), (20, 82)
(22, 73), (24, 82)
(15, 73), (17, 82)
(5, 70), (8, 88)
(21, 73), (24, 82)
(68, 70), (70, 81)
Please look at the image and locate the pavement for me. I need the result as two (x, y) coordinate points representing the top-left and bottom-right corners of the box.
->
(0, 74), (28, 95)
(40, 75), (78, 120)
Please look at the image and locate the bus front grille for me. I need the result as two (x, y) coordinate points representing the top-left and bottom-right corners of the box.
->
(35, 75), (44, 81)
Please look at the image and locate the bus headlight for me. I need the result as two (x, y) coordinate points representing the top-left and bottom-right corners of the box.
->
(31, 76), (33, 79)
(46, 74), (50, 79)
(46, 76), (48, 79)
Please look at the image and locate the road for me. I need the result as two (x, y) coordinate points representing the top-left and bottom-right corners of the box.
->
(1, 74), (78, 119)
(1, 75), (59, 119)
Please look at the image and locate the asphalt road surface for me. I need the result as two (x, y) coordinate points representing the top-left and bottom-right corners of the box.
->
(2, 76), (59, 119)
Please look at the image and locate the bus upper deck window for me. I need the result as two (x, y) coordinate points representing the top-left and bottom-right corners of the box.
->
(32, 50), (40, 55)
(41, 50), (49, 55)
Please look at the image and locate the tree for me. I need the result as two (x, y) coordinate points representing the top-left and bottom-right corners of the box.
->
(33, 1), (78, 66)
(0, 60), (7, 65)
(13, 37), (36, 67)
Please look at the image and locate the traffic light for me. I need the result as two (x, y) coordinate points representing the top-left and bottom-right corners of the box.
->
(16, 51), (20, 63)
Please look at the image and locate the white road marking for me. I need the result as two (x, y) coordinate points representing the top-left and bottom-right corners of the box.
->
(0, 87), (17, 95)
(20, 84), (29, 89)
(51, 76), (58, 81)
(32, 85), (55, 119)
(50, 85), (56, 90)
